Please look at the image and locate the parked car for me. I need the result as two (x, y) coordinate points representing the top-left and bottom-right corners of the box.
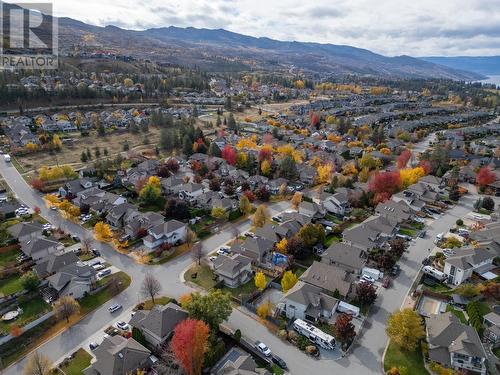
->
(360, 274), (375, 284)
(93, 264), (105, 271)
(244, 232), (256, 238)
(108, 303), (122, 313)
(443, 249), (456, 258)
(50, 206), (58, 211)
(89, 342), (99, 351)
(418, 230), (426, 238)
(382, 277), (391, 288)
(97, 269), (112, 278)
(272, 216), (283, 223)
(254, 341), (272, 357)
(108, 304), (122, 313)
(209, 256), (218, 262)
(115, 321), (129, 330)
(390, 265), (400, 276)
(272, 355), (287, 370)
(92, 248), (101, 256)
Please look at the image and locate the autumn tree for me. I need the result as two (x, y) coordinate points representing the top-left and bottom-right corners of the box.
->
(181, 290), (232, 330)
(258, 146), (273, 163)
(211, 206), (228, 220)
(260, 159), (271, 176)
(275, 238), (288, 254)
(257, 301), (274, 319)
(31, 178), (45, 191)
(368, 171), (402, 202)
(297, 223), (325, 248)
(355, 282), (377, 306)
(221, 145), (237, 165)
(316, 163), (334, 184)
(10, 324), (22, 337)
(24, 351), (52, 375)
(239, 195), (253, 215)
(291, 191), (302, 209)
(281, 270), (298, 293)
(386, 309), (425, 351)
(252, 204), (269, 228)
(21, 271), (40, 292)
(254, 271), (267, 291)
(397, 150), (412, 169)
(171, 319), (209, 375)
(476, 166), (496, 187)
(278, 155), (298, 179)
(334, 313), (356, 346)
(141, 273), (162, 304)
(54, 296), (80, 323)
(399, 167), (425, 188)
(94, 221), (112, 241)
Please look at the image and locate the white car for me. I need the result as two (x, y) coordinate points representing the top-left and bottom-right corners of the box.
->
(115, 321), (129, 330)
(93, 264), (105, 271)
(209, 256), (218, 262)
(360, 274), (375, 283)
(50, 206), (58, 211)
(108, 304), (122, 313)
(255, 341), (272, 357)
(217, 248), (230, 256)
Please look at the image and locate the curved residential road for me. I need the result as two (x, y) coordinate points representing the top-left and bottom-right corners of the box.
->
(1, 156), (498, 375)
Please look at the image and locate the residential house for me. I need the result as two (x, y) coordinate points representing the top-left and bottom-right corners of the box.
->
(7, 221), (44, 243)
(196, 191), (223, 209)
(123, 211), (165, 239)
(375, 200), (414, 223)
(83, 336), (153, 375)
(443, 248), (495, 286)
(0, 200), (21, 219)
(342, 215), (398, 251)
(254, 221), (301, 243)
(320, 191), (351, 217)
(58, 178), (95, 199)
(281, 281), (339, 322)
(230, 237), (274, 264)
(298, 165), (317, 186)
(129, 302), (188, 348)
(34, 252), (79, 278)
(483, 312), (500, 345)
(178, 183), (206, 203)
(211, 347), (270, 375)
(124, 160), (160, 186)
(74, 188), (127, 214)
(47, 262), (96, 299)
(213, 254), (253, 288)
(142, 220), (187, 249)
(5, 121), (38, 147)
(300, 261), (354, 298)
(426, 312), (487, 374)
(21, 237), (62, 261)
(298, 201), (326, 220)
(105, 203), (137, 229)
(160, 176), (185, 195)
(392, 190), (426, 212)
(406, 182), (441, 205)
(321, 242), (367, 274)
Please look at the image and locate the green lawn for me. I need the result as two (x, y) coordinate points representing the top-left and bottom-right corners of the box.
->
(0, 296), (51, 334)
(493, 347), (500, 360)
(59, 348), (92, 375)
(185, 264), (218, 290)
(141, 296), (173, 310)
(221, 276), (270, 300)
(270, 364), (284, 375)
(152, 244), (192, 264)
(446, 305), (467, 324)
(399, 228), (417, 237)
(425, 283), (452, 294)
(79, 272), (131, 314)
(384, 341), (429, 375)
(475, 301), (491, 317)
(324, 234), (341, 247)
(0, 274), (23, 297)
(0, 247), (20, 267)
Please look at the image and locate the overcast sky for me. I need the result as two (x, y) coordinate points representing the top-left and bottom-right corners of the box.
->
(49, 0), (500, 57)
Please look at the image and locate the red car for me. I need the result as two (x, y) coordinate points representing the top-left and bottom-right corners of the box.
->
(382, 277), (391, 288)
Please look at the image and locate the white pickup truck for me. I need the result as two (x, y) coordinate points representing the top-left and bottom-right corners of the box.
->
(4, 154), (11, 162)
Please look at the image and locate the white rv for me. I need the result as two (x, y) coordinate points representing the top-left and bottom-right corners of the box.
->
(422, 265), (446, 281)
(293, 319), (336, 350)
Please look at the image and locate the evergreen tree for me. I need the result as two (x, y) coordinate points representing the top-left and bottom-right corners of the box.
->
(182, 135), (193, 156)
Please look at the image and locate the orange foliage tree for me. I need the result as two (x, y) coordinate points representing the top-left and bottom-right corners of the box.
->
(171, 319), (210, 375)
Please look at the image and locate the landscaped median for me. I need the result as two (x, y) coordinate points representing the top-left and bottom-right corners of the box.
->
(0, 271), (131, 368)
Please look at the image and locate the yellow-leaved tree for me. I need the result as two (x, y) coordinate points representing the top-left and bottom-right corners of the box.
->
(276, 238), (288, 254)
(281, 270), (298, 293)
(399, 167), (425, 188)
(252, 204), (269, 228)
(291, 191), (302, 210)
(386, 308), (425, 351)
(254, 272), (266, 291)
(316, 163), (334, 184)
(94, 221), (112, 241)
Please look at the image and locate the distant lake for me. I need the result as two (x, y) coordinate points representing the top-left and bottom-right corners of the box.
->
(478, 75), (500, 87)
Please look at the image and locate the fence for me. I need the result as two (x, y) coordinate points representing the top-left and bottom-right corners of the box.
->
(0, 310), (54, 346)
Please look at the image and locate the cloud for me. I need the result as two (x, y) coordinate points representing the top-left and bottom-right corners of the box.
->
(50, 0), (500, 56)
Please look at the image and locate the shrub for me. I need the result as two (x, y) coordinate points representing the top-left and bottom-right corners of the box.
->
(455, 219), (463, 226)
(233, 329), (241, 342)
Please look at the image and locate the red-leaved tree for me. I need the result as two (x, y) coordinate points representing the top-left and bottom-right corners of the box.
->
(258, 147), (273, 163)
(310, 112), (320, 128)
(171, 319), (209, 375)
(221, 145), (237, 166)
(31, 178), (45, 191)
(135, 177), (149, 194)
(368, 171), (402, 198)
(334, 313), (356, 345)
(397, 150), (411, 169)
(419, 160), (431, 175)
(263, 133), (274, 144)
(476, 166), (496, 187)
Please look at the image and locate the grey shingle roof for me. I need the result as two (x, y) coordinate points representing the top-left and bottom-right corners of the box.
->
(300, 261), (353, 297)
(129, 302), (187, 340)
(321, 242), (366, 273)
